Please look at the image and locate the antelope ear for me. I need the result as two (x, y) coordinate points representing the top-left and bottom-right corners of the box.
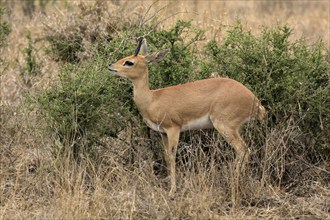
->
(140, 38), (148, 56)
(145, 49), (170, 63)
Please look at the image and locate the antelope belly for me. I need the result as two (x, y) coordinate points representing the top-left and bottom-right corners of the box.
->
(181, 116), (213, 132)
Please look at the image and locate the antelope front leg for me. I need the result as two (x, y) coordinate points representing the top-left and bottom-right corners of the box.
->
(162, 127), (180, 195)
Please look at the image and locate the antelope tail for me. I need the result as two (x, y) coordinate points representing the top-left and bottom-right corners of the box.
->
(256, 102), (266, 121)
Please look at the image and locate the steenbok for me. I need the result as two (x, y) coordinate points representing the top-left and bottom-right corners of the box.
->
(109, 37), (265, 207)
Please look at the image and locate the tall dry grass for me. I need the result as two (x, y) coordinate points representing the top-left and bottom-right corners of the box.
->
(1, 0), (329, 219)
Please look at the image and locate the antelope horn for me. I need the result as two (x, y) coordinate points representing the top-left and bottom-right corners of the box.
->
(134, 37), (144, 56)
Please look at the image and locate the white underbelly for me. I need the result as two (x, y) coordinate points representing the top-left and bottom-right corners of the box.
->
(145, 115), (213, 133)
(181, 115), (213, 132)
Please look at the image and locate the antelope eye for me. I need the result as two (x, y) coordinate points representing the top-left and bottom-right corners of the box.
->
(123, 60), (134, 67)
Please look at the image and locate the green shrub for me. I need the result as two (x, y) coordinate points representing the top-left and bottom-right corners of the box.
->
(147, 20), (207, 88)
(46, 36), (84, 63)
(20, 31), (40, 86)
(36, 56), (132, 160)
(0, 5), (10, 76)
(203, 21), (330, 160)
(43, 1), (131, 63)
(37, 19), (207, 161)
(0, 5), (11, 48)
(38, 12), (329, 165)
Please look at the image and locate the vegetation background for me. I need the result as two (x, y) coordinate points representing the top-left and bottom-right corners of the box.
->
(1, 0), (329, 219)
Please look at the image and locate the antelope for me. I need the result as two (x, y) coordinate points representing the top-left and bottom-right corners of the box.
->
(109, 37), (265, 207)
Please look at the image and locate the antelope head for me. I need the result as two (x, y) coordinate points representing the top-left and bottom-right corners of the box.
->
(109, 37), (169, 80)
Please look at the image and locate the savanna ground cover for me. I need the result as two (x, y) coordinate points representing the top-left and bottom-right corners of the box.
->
(0, 1), (329, 219)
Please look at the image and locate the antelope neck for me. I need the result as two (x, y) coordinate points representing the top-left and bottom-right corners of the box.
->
(132, 71), (152, 111)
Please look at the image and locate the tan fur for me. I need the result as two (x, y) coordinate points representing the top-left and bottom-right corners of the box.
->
(109, 39), (265, 208)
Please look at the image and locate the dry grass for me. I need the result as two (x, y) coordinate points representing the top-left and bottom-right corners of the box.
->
(1, 0), (329, 219)
(1, 112), (329, 219)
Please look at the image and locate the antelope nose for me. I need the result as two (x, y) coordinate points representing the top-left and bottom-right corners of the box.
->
(108, 65), (117, 73)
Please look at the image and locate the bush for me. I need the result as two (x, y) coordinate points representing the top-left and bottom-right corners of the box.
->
(20, 31), (40, 86)
(39, 5), (329, 167)
(43, 1), (136, 63)
(0, 5), (11, 48)
(36, 57), (130, 160)
(147, 20), (206, 88)
(0, 5), (11, 76)
(203, 21), (330, 160)
(38, 18), (207, 161)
